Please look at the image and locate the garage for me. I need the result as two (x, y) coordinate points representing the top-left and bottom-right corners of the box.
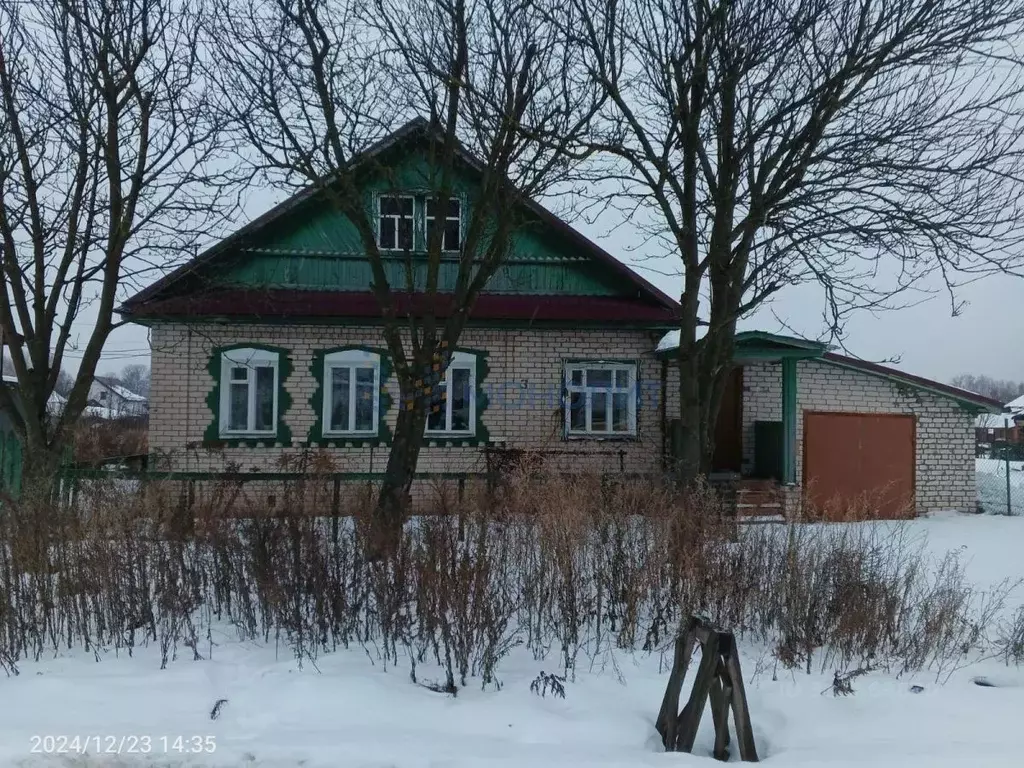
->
(803, 412), (916, 520)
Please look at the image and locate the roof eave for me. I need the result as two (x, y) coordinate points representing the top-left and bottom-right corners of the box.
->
(820, 353), (1004, 413)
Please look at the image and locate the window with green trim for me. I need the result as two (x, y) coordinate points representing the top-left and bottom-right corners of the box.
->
(427, 351), (477, 436)
(324, 349), (381, 436)
(219, 347), (280, 437)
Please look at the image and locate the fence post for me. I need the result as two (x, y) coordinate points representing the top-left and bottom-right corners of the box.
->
(1006, 447), (1012, 516)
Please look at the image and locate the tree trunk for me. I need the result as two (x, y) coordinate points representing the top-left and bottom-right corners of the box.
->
(371, 396), (428, 559)
(676, 347), (703, 487)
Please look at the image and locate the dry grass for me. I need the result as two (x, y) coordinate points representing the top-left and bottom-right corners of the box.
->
(71, 416), (148, 466)
(0, 465), (1014, 686)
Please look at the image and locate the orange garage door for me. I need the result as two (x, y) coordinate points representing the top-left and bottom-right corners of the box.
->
(803, 413), (916, 520)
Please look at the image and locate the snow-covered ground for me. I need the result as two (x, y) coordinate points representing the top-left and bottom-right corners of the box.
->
(976, 458), (1024, 515)
(2, 512), (1023, 767)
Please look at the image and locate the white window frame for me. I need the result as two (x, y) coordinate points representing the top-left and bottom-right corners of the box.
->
(323, 349), (381, 436)
(219, 347), (280, 437)
(377, 194), (415, 251)
(425, 196), (462, 251)
(564, 361), (638, 437)
(426, 351), (477, 436)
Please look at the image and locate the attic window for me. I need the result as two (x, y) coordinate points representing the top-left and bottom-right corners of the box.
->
(426, 197), (461, 251)
(378, 196), (414, 251)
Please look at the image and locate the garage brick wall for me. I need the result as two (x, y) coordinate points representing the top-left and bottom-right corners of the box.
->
(148, 322), (669, 480)
(742, 360), (975, 513)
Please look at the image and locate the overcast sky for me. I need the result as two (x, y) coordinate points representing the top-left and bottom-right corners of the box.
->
(93, 194), (1024, 386)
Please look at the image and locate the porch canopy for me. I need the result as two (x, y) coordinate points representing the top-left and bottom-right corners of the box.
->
(655, 331), (827, 485)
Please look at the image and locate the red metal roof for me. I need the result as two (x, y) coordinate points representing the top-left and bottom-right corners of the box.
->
(129, 289), (679, 325)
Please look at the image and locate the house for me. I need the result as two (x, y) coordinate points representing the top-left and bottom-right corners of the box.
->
(974, 394), (1024, 455)
(120, 119), (1002, 518)
(120, 119), (679, 501)
(87, 377), (148, 418)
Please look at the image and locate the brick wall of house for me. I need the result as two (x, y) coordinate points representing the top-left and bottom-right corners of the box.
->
(148, 323), (669, 481)
(742, 360), (975, 513)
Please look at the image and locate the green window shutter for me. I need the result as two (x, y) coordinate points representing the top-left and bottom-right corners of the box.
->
(204, 344), (294, 447)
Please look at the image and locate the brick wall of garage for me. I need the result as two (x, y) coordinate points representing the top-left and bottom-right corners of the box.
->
(742, 359), (975, 513)
(147, 322), (669, 481)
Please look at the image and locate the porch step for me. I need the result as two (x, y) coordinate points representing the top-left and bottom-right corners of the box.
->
(737, 514), (786, 525)
(712, 477), (786, 518)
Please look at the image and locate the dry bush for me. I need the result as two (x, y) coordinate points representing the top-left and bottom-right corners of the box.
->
(996, 606), (1024, 665)
(0, 465), (1014, 685)
(798, 480), (915, 522)
(71, 417), (149, 466)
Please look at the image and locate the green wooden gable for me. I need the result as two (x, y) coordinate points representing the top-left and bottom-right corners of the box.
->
(177, 145), (630, 297)
(122, 119), (678, 324)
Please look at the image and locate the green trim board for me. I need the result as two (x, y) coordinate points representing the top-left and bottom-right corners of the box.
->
(307, 346), (394, 447)
(204, 344), (294, 448)
(781, 357), (798, 485)
(654, 330), (828, 361)
(732, 331), (828, 352)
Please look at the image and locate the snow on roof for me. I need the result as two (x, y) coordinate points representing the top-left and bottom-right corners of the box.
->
(84, 405), (120, 420)
(655, 330), (679, 353)
(655, 327), (709, 352)
(108, 384), (146, 402)
(95, 378), (147, 402)
(1006, 394), (1024, 412)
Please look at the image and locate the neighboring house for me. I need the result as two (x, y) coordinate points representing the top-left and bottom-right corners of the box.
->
(87, 377), (148, 418)
(975, 394), (1024, 448)
(120, 119), (1002, 518)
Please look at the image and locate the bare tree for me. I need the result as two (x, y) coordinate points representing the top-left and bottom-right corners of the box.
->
(951, 373), (1024, 404)
(0, 0), (230, 485)
(210, 0), (599, 545)
(564, 0), (1024, 482)
(3, 354), (74, 397)
(118, 363), (150, 397)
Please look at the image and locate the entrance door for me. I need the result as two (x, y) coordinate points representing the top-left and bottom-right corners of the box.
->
(712, 367), (744, 472)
